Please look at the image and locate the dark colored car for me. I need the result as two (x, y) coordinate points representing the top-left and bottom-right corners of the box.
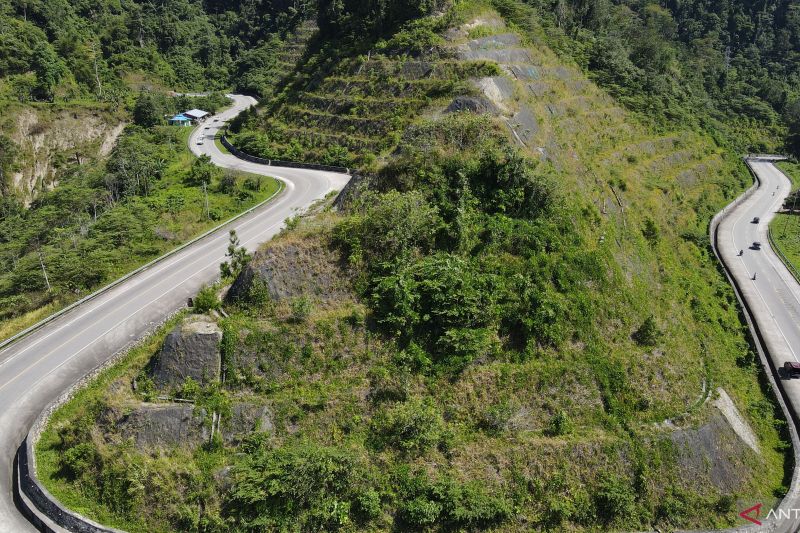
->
(752, 241), (762, 250)
(785, 361), (800, 378)
(752, 217), (760, 224)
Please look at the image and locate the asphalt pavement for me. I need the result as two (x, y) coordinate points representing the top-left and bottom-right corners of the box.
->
(2, 100), (798, 533)
(0, 95), (349, 532)
(715, 158), (800, 532)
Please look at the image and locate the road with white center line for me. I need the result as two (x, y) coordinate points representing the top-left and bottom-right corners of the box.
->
(0, 94), (349, 532)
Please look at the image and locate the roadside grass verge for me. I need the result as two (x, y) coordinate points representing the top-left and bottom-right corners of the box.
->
(770, 162), (800, 277)
(35, 313), (186, 533)
(214, 128), (231, 154)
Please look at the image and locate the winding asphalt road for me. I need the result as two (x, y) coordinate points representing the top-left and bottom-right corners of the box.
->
(715, 157), (800, 532)
(2, 100), (799, 532)
(0, 95), (349, 532)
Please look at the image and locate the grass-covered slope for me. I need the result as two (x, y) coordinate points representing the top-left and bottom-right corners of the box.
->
(770, 161), (800, 275)
(38, 2), (789, 532)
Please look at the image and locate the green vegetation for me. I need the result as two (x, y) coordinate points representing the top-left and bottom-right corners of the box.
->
(36, 314), (188, 532)
(0, 122), (280, 334)
(33, 0), (798, 531)
(0, 0), (314, 104)
(229, 7), (500, 167)
(499, 0), (800, 155)
(770, 161), (800, 277)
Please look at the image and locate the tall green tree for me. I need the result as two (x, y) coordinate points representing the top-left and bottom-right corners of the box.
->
(132, 92), (162, 128)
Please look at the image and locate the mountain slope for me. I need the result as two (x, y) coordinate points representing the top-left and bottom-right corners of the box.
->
(35, 1), (790, 532)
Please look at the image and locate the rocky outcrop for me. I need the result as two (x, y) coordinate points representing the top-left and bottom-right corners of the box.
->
(223, 403), (274, 445)
(227, 236), (351, 304)
(118, 404), (208, 449)
(8, 105), (126, 204)
(150, 315), (222, 391)
(446, 96), (501, 115)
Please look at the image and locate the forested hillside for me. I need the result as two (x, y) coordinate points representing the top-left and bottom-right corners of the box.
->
(0, 0), (312, 103)
(518, 0), (800, 153)
(37, 1), (796, 532)
(0, 0), (318, 338)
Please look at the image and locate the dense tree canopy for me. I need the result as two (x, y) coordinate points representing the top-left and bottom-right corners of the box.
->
(512, 0), (800, 153)
(0, 0), (315, 101)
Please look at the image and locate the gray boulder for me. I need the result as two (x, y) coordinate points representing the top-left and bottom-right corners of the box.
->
(227, 238), (350, 304)
(150, 315), (222, 391)
(118, 404), (208, 449)
(223, 402), (274, 445)
(446, 96), (500, 115)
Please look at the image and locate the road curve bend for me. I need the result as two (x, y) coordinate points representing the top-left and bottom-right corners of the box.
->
(713, 157), (800, 533)
(0, 95), (349, 532)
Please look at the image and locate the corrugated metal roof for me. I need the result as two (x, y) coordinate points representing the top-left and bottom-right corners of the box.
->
(184, 109), (209, 119)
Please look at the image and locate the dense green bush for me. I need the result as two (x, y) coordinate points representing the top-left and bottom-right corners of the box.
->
(394, 469), (512, 529)
(192, 285), (220, 313)
(370, 398), (446, 454)
(225, 440), (372, 530)
(335, 118), (596, 370)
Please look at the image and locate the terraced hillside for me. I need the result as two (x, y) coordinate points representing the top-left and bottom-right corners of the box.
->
(433, 8), (753, 432)
(38, 2), (789, 532)
(228, 25), (501, 166)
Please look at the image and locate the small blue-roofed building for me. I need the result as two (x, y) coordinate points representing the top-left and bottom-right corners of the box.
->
(169, 114), (192, 126)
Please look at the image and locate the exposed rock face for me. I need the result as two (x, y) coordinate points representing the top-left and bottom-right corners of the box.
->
(223, 403), (274, 445)
(118, 404), (208, 449)
(227, 237), (351, 304)
(671, 410), (756, 492)
(446, 96), (500, 115)
(9, 106), (125, 204)
(150, 315), (222, 391)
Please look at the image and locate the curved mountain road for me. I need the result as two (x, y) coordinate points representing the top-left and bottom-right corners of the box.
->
(714, 157), (800, 532)
(2, 97), (799, 532)
(0, 95), (349, 531)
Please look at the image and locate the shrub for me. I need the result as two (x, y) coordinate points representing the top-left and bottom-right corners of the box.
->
(633, 315), (660, 346)
(370, 253), (499, 372)
(370, 398), (445, 454)
(545, 410), (574, 436)
(179, 377), (201, 400)
(595, 473), (638, 525)
(336, 190), (441, 267)
(395, 469), (512, 529)
(62, 442), (97, 480)
(225, 441), (369, 530)
(642, 217), (660, 245)
(354, 488), (382, 520)
(443, 480), (513, 528)
(193, 285), (220, 313)
(244, 277), (271, 309)
(479, 400), (516, 434)
(291, 295), (313, 322)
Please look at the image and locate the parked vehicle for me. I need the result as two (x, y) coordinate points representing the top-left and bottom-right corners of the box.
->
(785, 361), (800, 378)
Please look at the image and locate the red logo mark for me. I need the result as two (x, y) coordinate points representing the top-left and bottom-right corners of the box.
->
(739, 503), (763, 525)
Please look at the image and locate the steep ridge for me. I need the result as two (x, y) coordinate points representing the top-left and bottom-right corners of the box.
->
(1, 103), (125, 204)
(32, 3), (790, 532)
